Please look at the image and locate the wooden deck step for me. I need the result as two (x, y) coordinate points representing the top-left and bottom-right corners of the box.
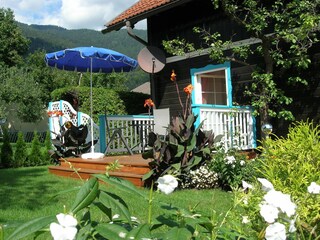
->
(48, 154), (151, 187)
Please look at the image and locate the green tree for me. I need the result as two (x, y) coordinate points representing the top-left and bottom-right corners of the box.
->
(0, 127), (13, 168)
(28, 131), (42, 166)
(13, 131), (27, 167)
(0, 8), (29, 67)
(0, 66), (46, 122)
(25, 49), (78, 102)
(163, 0), (320, 135)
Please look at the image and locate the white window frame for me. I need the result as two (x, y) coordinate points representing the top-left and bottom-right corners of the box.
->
(190, 62), (232, 107)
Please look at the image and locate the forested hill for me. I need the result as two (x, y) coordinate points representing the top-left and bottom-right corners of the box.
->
(17, 22), (147, 59)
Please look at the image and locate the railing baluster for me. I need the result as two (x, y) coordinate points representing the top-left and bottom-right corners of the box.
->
(198, 107), (255, 150)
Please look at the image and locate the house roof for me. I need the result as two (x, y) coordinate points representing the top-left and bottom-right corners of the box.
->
(131, 81), (150, 95)
(102, 0), (192, 33)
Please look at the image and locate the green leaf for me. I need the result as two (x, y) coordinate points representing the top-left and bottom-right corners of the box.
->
(7, 215), (56, 240)
(186, 134), (196, 152)
(142, 169), (154, 181)
(175, 144), (185, 157)
(94, 174), (146, 199)
(185, 114), (195, 129)
(70, 177), (99, 214)
(171, 162), (181, 170)
(95, 223), (128, 240)
(162, 227), (192, 239)
(126, 224), (152, 239)
(98, 191), (132, 225)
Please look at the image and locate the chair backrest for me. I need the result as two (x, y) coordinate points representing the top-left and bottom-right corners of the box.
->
(153, 108), (170, 135)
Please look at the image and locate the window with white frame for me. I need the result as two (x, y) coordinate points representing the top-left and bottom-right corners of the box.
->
(191, 62), (232, 106)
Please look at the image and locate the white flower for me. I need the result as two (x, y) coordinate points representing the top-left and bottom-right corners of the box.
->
(257, 178), (274, 192)
(242, 180), (253, 190)
(50, 213), (77, 240)
(242, 216), (250, 224)
(264, 190), (296, 217)
(225, 155), (236, 164)
(307, 182), (320, 194)
(260, 203), (279, 223)
(119, 232), (126, 238)
(288, 219), (296, 233)
(112, 214), (120, 219)
(240, 160), (245, 166)
(265, 222), (286, 240)
(156, 175), (178, 194)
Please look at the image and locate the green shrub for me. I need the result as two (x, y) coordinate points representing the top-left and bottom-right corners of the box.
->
(0, 127), (13, 168)
(257, 120), (320, 230)
(117, 91), (150, 114)
(42, 131), (53, 165)
(13, 131), (27, 167)
(208, 148), (259, 190)
(27, 131), (42, 166)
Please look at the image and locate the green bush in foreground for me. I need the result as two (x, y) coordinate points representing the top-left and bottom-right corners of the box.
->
(258, 120), (320, 228)
(4, 175), (236, 240)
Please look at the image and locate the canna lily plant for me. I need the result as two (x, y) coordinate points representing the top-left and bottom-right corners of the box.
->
(142, 70), (221, 186)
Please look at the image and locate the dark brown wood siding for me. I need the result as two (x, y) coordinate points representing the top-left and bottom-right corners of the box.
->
(144, 0), (320, 136)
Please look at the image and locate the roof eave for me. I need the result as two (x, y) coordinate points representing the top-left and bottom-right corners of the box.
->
(101, 0), (192, 34)
(101, 14), (147, 34)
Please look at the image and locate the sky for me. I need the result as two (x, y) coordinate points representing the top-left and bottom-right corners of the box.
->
(0, 0), (146, 31)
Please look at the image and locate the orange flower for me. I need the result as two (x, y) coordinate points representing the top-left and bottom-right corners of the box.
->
(183, 84), (193, 95)
(170, 70), (177, 81)
(144, 98), (154, 108)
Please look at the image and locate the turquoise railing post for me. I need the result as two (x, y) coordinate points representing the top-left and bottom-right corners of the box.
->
(48, 102), (53, 138)
(99, 115), (106, 153)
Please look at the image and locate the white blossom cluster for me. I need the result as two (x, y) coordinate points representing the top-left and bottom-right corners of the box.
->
(258, 178), (297, 240)
(224, 155), (246, 168)
(181, 164), (219, 189)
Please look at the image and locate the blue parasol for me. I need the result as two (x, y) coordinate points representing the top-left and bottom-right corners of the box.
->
(45, 46), (138, 159)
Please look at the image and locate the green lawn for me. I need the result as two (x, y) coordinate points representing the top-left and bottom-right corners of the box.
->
(0, 166), (233, 239)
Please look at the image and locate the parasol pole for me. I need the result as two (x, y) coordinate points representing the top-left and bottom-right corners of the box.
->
(81, 56), (104, 159)
(90, 57), (94, 153)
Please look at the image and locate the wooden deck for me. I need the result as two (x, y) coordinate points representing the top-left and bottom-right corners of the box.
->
(48, 154), (151, 187)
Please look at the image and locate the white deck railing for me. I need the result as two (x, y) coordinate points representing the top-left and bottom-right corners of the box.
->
(48, 101), (256, 155)
(99, 115), (154, 154)
(197, 106), (256, 150)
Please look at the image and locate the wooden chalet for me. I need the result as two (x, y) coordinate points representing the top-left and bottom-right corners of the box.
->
(49, 0), (320, 186)
(103, 0), (320, 139)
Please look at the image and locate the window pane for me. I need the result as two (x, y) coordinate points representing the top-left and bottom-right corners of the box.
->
(215, 79), (226, 92)
(202, 93), (215, 104)
(216, 93), (227, 105)
(201, 77), (214, 92)
(199, 69), (227, 105)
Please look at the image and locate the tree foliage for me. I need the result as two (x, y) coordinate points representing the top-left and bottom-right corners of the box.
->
(0, 8), (29, 67)
(27, 131), (42, 166)
(163, 0), (320, 128)
(0, 7), (149, 124)
(13, 131), (27, 167)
